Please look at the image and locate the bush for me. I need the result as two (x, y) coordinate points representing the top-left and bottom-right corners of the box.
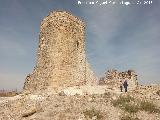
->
(112, 95), (134, 107)
(140, 101), (160, 113)
(83, 108), (103, 120)
(122, 104), (139, 114)
(121, 115), (140, 120)
(103, 92), (111, 97)
(58, 91), (66, 96)
(112, 95), (139, 114)
(112, 95), (160, 114)
(156, 90), (160, 96)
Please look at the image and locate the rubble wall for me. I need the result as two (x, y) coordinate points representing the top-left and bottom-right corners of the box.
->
(100, 69), (138, 91)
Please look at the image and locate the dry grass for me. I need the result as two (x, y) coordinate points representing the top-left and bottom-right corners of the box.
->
(121, 115), (140, 120)
(112, 94), (160, 116)
(140, 101), (160, 113)
(83, 108), (103, 120)
(0, 90), (18, 97)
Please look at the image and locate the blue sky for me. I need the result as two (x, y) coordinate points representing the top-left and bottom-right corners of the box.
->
(0, 0), (160, 90)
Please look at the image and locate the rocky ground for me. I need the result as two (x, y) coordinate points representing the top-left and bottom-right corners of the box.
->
(0, 85), (160, 120)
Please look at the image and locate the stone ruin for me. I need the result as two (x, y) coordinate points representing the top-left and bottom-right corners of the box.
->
(99, 69), (138, 91)
(23, 11), (97, 93)
(0, 10), (160, 120)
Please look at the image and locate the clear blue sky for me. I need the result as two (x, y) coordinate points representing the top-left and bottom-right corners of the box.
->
(0, 0), (160, 90)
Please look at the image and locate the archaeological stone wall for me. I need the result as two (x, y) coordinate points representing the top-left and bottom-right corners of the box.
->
(23, 11), (97, 92)
(99, 69), (138, 91)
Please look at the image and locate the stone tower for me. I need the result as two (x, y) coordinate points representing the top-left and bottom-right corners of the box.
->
(23, 11), (97, 92)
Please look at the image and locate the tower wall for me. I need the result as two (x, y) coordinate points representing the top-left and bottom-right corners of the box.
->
(23, 11), (97, 92)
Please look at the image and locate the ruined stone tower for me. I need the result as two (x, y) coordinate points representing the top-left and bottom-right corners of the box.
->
(23, 11), (97, 92)
(99, 69), (138, 91)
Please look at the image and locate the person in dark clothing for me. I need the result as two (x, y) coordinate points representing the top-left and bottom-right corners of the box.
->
(123, 80), (128, 92)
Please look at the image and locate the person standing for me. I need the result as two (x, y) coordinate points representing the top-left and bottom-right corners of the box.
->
(120, 80), (123, 92)
(123, 80), (128, 92)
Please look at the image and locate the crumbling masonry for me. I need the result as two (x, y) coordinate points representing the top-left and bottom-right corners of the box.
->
(23, 11), (97, 92)
(99, 69), (138, 90)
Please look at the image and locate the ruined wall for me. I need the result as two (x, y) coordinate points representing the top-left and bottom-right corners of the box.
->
(99, 69), (138, 90)
(23, 11), (97, 92)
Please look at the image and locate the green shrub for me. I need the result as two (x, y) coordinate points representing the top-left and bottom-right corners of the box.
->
(156, 90), (160, 96)
(112, 95), (160, 114)
(122, 104), (139, 114)
(112, 95), (139, 114)
(103, 92), (111, 97)
(58, 91), (66, 96)
(112, 95), (134, 107)
(140, 101), (160, 113)
(121, 115), (140, 120)
(83, 108), (103, 120)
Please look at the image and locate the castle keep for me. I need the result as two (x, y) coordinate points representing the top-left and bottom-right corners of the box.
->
(23, 11), (97, 92)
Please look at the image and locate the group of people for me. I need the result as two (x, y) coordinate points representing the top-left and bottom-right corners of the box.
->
(120, 80), (128, 92)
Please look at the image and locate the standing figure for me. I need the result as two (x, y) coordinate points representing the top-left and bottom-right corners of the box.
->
(120, 80), (123, 92)
(123, 80), (128, 92)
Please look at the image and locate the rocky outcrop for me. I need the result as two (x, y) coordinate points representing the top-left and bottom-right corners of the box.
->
(23, 11), (97, 93)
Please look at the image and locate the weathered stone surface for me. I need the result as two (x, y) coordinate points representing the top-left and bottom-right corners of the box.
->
(22, 106), (37, 117)
(23, 11), (97, 93)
